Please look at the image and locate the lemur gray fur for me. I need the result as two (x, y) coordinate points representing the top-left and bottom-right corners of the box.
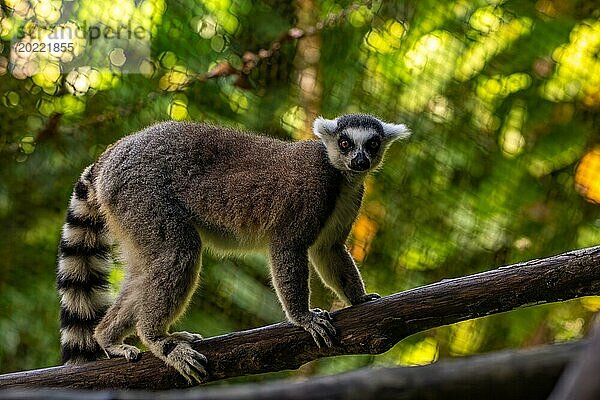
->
(56, 114), (410, 383)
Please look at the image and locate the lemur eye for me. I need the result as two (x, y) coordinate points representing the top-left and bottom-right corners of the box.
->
(338, 137), (353, 151)
(367, 137), (381, 151)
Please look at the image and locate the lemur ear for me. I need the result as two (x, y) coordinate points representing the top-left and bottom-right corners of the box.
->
(381, 122), (411, 140)
(313, 117), (338, 138)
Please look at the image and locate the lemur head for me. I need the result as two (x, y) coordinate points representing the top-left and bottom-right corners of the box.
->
(313, 114), (410, 173)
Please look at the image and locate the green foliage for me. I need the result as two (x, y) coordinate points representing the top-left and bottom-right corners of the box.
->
(0, 0), (599, 380)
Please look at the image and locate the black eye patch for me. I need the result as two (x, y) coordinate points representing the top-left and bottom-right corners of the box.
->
(338, 135), (354, 153)
(365, 137), (381, 153)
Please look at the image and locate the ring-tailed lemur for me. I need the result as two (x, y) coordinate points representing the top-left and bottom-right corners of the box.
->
(56, 114), (410, 383)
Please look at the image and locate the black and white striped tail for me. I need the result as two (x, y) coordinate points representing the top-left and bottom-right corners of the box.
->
(57, 165), (112, 364)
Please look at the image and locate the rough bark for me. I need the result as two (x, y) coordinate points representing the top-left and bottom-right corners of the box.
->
(1, 245), (599, 390)
(0, 341), (587, 399)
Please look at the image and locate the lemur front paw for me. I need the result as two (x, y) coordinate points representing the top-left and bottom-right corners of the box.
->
(296, 308), (337, 348)
(354, 293), (381, 304)
(163, 342), (208, 384)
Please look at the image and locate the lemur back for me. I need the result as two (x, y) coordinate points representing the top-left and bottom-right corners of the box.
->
(56, 115), (410, 383)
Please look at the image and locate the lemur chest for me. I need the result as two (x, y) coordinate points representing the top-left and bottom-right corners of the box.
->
(313, 187), (362, 248)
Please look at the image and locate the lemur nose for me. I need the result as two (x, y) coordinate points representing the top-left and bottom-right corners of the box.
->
(351, 154), (370, 171)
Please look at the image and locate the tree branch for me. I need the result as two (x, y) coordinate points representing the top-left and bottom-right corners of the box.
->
(1, 246), (599, 390)
(0, 340), (586, 399)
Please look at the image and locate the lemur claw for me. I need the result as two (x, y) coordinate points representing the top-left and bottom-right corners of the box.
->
(298, 308), (337, 348)
(171, 331), (204, 343)
(355, 293), (381, 304)
(165, 343), (208, 385)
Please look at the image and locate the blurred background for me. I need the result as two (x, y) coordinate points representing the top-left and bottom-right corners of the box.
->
(1, 0), (599, 382)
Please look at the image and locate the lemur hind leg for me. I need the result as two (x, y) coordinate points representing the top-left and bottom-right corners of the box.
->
(94, 236), (150, 362)
(134, 224), (206, 384)
(94, 276), (141, 361)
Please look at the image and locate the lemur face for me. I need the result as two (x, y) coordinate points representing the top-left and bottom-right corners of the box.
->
(336, 127), (382, 172)
(313, 114), (410, 172)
